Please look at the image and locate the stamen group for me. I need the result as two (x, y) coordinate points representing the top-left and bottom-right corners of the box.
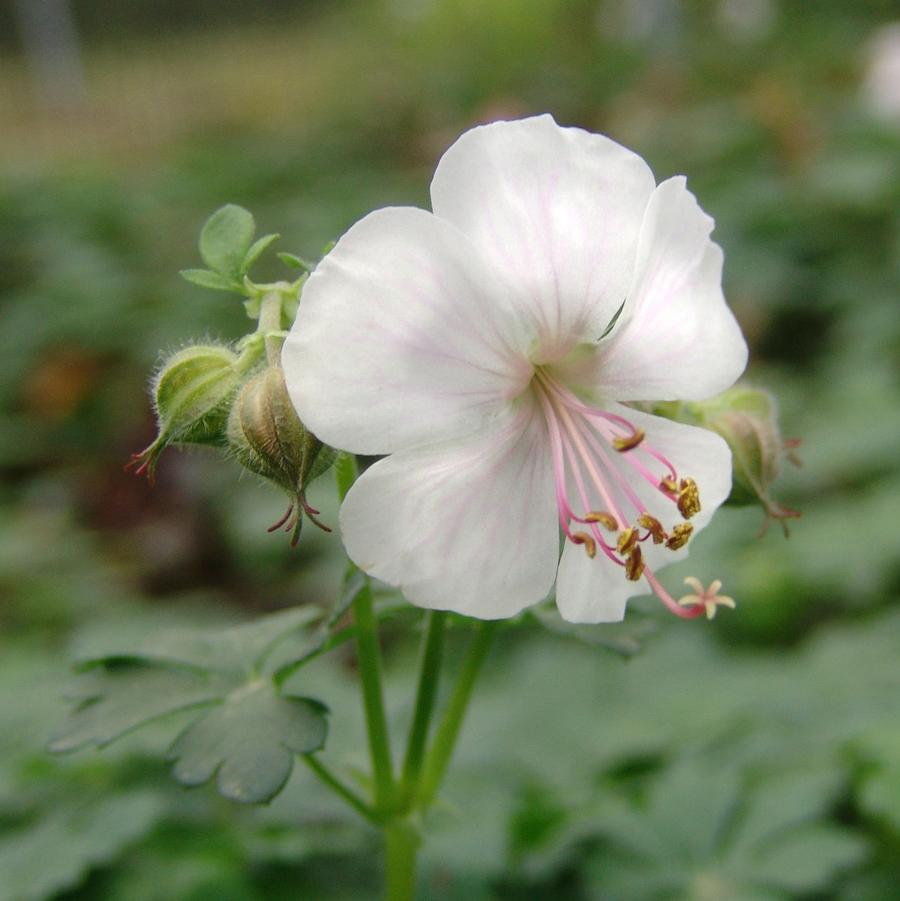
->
(534, 369), (728, 620)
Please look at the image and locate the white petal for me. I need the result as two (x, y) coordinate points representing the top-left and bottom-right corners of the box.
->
(430, 115), (656, 361)
(555, 541), (629, 624)
(339, 397), (558, 619)
(282, 207), (531, 455)
(556, 177), (748, 402)
(554, 404), (732, 623)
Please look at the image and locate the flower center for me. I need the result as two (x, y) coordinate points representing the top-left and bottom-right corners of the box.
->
(532, 368), (708, 619)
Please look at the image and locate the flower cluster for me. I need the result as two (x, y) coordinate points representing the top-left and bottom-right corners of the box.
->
(280, 115), (749, 623)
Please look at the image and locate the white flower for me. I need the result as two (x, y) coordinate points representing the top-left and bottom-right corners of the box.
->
(283, 114), (747, 623)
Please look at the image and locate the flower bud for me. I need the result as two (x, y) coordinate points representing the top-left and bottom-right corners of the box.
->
(128, 344), (240, 480)
(686, 386), (801, 535)
(226, 366), (336, 545)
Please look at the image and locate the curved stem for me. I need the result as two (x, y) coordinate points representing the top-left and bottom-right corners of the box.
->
(417, 620), (498, 810)
(301, 753), (381, 826)
(399, 611), (447, 807)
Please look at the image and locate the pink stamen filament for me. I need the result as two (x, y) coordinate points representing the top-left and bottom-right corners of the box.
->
(561, 436), (624, 564)
(534, 368), (706, 620)
(644, 568), (705, 619)
(539, 371), (678, 482)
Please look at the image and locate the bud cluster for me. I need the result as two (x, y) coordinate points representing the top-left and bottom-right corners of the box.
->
(128, 205), (336, 546)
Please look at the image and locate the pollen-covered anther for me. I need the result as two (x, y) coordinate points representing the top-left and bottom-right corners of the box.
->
(572, 531), (597, 559)
(616, 527), (639, 555)
(677, 478), (701, 519)
(624, 545), (644, 581)
(585, 511), (619, 532)
(666, 522), (693, 550)
(660, 475), (678, 497)
(637, 513), (666, 544)
(612, 427), (645, 452)
(678, 576), (735, 620)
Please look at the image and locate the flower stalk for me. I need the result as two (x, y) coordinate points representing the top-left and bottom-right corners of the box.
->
(399, 610), (447, 807)
(417, 620), (497, 810)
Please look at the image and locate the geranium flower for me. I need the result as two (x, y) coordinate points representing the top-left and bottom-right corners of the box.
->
(283, 115), (747, 623)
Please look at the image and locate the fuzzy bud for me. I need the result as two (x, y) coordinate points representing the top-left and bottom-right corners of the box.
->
(686, 386), (800, 535)
(128, 344), (240, 480)
(227, 366), (336, 544)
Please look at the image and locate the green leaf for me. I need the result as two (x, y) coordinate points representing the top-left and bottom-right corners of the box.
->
(0, 792), (165, 901)
(48, 666), (225, 753)
(52, 607), (330, 804)
(579, 758), (866, 899)
(179, 268), (242, 293)
(745, 825), (868, 894)
(529, 603), (657, 658)
(242, 233), (280, 273)
(853, 724), (900, 835)
(70, 605), (322, 674)
(198, 204), (256, 278)
(277, 251), (315, 271)
(168, 680), (327, 803)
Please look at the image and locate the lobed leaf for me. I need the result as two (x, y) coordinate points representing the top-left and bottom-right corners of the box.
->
(167, 681), (327, 804)
(52, 607), (331, 804)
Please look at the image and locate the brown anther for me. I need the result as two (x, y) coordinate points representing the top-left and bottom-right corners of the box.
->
(616, 527), (639, 555)
(637, 513), (666, 544)
(666, 522), (693, 550)
(612, 428), (645, 452)
(572, 531), (597, 559)
(660, 475), (678, 496)
(625, 545), (645, 581)
(677, 478), (701, 519)
(585, 511), (618, 532)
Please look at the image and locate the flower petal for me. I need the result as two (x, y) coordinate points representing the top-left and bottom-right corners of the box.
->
(554, 404), (732, 623)
(555, 541), (630, 624)
(555, 177), (748, 402)
(430, 114), (656, 361)
(282, 207), (531, 455)
(339, 398), (558, 619)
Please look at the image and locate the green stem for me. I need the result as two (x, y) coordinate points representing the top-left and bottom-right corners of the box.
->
(301, 753), (380, 826)
(417, 621), (498, 810)
(353, 582), (396, 811)
(333, 453), (395, 809)
(385, 819), (420, 901)
(399, 611), (447, 807)
(257, 290), (284, 366)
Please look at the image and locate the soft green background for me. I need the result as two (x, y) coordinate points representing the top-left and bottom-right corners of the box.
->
(1, 1), (898, 898)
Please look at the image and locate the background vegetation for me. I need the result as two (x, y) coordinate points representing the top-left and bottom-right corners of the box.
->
(1, 1), (898, 898)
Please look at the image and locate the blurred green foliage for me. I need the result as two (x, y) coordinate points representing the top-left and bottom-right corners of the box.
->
(0, 0), (898, 898)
